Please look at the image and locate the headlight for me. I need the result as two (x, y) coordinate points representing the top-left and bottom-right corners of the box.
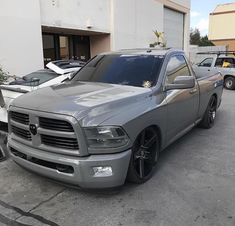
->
(84, 126), (129, 149)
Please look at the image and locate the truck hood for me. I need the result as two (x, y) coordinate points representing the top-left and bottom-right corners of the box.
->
(11, 81), (151, 126)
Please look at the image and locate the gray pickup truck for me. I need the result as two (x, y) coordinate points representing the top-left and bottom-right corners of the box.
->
(7, 49), (223, 189)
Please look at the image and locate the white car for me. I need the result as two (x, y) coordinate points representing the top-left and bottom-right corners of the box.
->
(0, 60), (83, 125)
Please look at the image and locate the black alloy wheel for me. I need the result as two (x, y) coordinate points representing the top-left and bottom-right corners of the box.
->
(127, 127), (159, 183)
(199, 95), (217, 129)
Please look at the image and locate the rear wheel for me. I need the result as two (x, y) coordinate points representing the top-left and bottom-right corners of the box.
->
(127, 127), (159, 184)
(199, 95), (217, 129)
(224, 76), (235, 90)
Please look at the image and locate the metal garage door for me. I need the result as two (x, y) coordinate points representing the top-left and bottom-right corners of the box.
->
(164, 7), (184, 49)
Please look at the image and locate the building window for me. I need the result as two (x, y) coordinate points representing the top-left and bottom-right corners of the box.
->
(42, 34), (56, 65)
(42, 33), (90, 66)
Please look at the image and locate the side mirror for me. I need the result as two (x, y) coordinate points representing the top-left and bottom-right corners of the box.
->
(165, 76), (195, 91)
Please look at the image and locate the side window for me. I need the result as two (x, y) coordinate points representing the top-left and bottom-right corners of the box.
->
(166, 55), (191, 84)
(198, 58), (213, 67)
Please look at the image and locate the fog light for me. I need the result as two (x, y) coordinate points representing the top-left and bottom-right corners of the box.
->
(93, 166), (113, 177)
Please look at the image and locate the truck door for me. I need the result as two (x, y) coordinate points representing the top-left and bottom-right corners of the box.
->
(164, 55), (199, 142)
(194, 57), (214, 77)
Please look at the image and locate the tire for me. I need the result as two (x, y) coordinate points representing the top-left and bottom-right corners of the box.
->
(198, 95), (217, 129)
(224, 76), (235, 90)
(127, 127), (160, 184)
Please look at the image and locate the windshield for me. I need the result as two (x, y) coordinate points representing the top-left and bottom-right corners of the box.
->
(22, 70), (58, 86)
(73, 54), (164, 88)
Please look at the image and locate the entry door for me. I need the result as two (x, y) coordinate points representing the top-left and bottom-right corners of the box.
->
(73, 36), (90, 62)
(165, 55), (199, 142)
(164, 7), (184, 49)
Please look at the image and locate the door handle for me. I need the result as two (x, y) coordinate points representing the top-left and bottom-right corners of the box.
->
(189, 88), (197, 94)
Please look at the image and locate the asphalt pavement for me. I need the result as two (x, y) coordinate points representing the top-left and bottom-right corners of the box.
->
(0, 90), (235, 226)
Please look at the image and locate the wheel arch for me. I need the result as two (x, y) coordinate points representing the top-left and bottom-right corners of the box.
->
(135, 125), (162, 151)
(224, 74), (235, 80)
(211, 93), (218, 107)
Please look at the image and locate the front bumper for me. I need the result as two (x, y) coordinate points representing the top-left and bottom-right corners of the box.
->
(8, 138), (132, 189)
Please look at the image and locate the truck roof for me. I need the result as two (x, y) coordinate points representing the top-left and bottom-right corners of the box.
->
(101, 48), (184, 56)
(217, 56), (235, 59)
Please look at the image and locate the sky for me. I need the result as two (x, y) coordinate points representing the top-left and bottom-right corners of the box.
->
(191, 0), (232, 36)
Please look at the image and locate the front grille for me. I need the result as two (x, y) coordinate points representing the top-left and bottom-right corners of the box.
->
(10, 110), (79, 153)
(11, 111), (29, 125)
(12, 125), (31, 141)
(41, 134), (79, 150)
(39, 117), (74, 132)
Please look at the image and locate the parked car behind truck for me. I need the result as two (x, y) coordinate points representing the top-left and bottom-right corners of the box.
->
(0, 60), (84, 126)
(193, 51), (235, 90)
(7, 49), (223, 189)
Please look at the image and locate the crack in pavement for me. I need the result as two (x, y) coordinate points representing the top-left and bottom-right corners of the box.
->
(0, 188), (66, 226)
(0, 213), (31, 226)
(28, 188), (66, 215)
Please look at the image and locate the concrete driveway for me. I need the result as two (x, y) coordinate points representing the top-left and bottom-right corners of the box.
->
(0, 90), (235, 226)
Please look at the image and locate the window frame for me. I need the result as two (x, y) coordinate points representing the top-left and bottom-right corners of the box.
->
(198, 57), (214, 68)
(163, 54), (192, 86)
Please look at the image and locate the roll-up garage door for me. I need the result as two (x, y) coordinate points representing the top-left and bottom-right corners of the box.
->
(164, 7), (184, 49)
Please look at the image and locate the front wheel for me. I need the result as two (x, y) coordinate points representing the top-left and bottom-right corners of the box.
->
(198, 96), (217, 129)
(224, 76), (235, 90)
(127, 127), (159, 184)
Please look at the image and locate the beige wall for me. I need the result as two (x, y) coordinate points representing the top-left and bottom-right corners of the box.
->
(212, 40), (235, 51)
(90, 35), (111, 57)
(209, 13), (235, 40)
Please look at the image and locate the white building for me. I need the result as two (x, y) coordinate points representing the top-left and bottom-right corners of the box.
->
(0, 0), (190, 76)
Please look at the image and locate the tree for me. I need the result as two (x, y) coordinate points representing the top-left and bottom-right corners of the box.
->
(190, 28), (201, 45)
(199, 35), (214, 46)
(190, 28), (214, 46)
